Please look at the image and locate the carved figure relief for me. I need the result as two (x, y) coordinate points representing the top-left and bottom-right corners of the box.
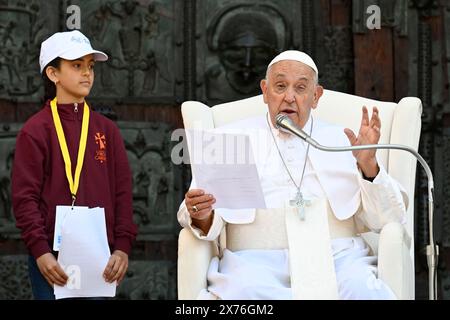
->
(119, 122), (180, 238)
(0, 1), (50, 99)
(85, 0), (171, 98)
(205, 4), (289, 103)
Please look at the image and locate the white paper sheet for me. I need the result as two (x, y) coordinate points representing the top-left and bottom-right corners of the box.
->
(186, 130), (266, 210)
(53, 206), (87, 251)
(54, 206), (116, 299)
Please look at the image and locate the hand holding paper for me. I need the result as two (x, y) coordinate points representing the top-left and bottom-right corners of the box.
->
(186, 130), (266, 210)
(36, 253), (68, 287)
(103, 250), (129, 284)
(54, 206), (116, 299)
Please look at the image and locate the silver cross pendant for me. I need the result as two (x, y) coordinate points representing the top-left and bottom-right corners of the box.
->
(289, 189), (311, 221)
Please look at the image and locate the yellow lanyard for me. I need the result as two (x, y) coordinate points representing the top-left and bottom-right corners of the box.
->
(50, 98), (90, 206)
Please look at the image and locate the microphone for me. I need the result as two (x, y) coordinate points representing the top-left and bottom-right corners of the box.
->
(275, 113), (438, 300)
(275, 113), (318, 147)
(275, 113), (311, 141)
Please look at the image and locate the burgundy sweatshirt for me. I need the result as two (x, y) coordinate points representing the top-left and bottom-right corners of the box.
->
(12, 100), (138, 259)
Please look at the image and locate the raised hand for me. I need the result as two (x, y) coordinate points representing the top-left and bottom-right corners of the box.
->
(344, 106), (380, 178)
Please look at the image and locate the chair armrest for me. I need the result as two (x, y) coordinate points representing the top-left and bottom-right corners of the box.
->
(377, 222), (414, 300)
(177, 228), (217, 300)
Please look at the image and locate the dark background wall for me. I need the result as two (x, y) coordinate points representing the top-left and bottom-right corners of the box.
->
(0, 0), (449, 299)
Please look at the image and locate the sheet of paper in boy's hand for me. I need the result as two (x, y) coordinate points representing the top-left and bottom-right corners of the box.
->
(53, 205), (87, 251)
(187, 130), (266, 210)
(54, 207), (116, 299)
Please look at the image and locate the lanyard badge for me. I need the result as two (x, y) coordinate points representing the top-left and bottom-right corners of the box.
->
(50, 98), (90, 207)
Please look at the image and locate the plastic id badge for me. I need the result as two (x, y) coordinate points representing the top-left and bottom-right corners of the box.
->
(53, 205), (88, 251)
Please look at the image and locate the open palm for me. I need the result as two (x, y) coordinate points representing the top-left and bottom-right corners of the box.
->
(344, 106), (381, 166)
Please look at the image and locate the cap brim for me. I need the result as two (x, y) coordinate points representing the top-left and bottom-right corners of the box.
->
(59, 49), (108, 62)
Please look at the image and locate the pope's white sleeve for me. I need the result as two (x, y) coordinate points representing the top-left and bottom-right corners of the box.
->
(177, 178), (224, 241)
(177, 200), (224, 241)
(356, 162), (408, 232)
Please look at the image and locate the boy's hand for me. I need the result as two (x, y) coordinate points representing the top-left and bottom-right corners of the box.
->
(36, 252), (68, 287)
(103, 250), (129, 285)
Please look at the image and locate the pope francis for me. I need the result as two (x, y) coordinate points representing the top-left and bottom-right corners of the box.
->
(177, 50), (408, 300)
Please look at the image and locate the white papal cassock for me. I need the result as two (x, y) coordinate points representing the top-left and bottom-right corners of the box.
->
(178, 113), (408, 300)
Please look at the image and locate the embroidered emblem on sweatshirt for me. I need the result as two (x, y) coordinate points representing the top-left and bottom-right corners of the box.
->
(95, 132), (107, 163)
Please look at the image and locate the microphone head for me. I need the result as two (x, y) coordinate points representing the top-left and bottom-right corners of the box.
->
(275, 113), (291, 128)
(275, 113), (311, 141)
(275, 113), (296, 135)
(275, 113), (293, 129)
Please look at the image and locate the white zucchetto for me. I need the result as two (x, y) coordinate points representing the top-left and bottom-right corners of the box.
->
(267, 50), (318, 77)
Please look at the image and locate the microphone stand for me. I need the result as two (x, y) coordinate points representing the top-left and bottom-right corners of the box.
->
(279, 117), (438, 300)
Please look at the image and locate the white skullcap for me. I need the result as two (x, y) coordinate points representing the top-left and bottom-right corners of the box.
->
(267, 50), (318, 77)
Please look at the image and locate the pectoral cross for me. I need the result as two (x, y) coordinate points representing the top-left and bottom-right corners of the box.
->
(289, 189), (311, 221)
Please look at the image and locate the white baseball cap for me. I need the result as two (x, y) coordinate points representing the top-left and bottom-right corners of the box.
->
(267, 50), (318, 77)
(39, 30), (108, 73)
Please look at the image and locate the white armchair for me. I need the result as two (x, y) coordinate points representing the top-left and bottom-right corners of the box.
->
(177, 89), (422, 300)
